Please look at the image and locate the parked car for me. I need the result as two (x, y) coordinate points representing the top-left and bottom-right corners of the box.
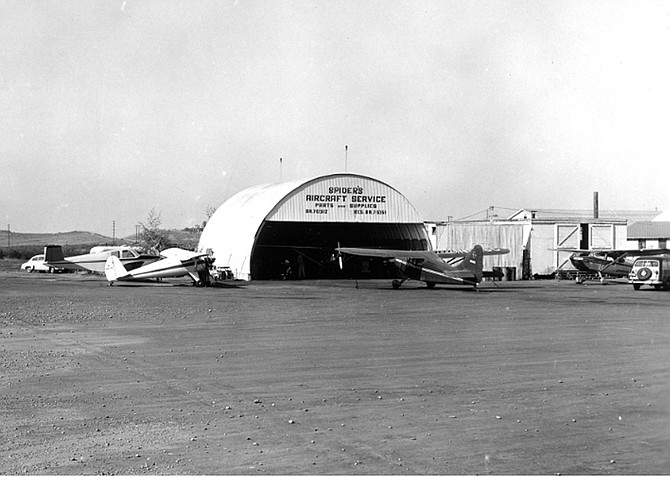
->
(629, 256), (670, 290)
(20, 254), (52, 273)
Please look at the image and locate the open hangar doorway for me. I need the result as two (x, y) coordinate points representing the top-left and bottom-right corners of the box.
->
(251, 221), (429, 280)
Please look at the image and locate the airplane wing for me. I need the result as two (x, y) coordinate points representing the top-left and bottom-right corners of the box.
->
(550, 248), (596, 253)
(338, 247), (509, 260)
(336, 248), (449, 274)
(159, 248), (209, 261)
(336, 247), (437, 260)
(437, 248), (509, 259)
(632, 249), (670, 256)
(550, 248), (660, 254)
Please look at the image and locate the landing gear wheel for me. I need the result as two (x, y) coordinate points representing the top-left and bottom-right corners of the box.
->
(392, 280), (402, 290)
(426, 282), (436, 289)
(633, 283), (641, 290)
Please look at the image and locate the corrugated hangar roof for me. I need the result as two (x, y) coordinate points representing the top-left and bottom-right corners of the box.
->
(198, 173), (425, 280)
(628, 221), (670, 239)
(507, 208), (655, 224)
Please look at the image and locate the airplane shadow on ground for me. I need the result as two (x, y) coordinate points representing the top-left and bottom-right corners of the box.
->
(209, 281), (249, 288)
(347, 282), (551, 292)
(108, 280), (248, 288)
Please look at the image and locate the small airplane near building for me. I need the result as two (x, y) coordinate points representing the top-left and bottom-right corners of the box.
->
(565, 248), (670, 282)
(336, 245), (509, 289)
(44, 245), (160, 274)
(104, 248), (214, 286)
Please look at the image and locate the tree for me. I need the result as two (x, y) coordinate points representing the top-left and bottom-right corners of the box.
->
(138, 207), (167, 253)
(202, 205), (217, 229)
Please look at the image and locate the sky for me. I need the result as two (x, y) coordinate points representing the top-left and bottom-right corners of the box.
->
(2, 0), (669, 237)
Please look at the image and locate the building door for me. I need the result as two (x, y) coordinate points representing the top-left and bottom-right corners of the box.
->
(555, 224), (580, 270)
(589, 224), (614, 249)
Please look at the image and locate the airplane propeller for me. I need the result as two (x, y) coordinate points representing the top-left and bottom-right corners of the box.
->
(336, 242), (359, 288)
(336, 242), (344, 271)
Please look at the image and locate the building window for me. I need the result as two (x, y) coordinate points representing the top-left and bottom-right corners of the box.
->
(638, 239), (647, 249)
(660, 239), (667, 249)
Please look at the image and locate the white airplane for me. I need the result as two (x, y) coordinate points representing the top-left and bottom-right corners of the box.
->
(336, 244), (509, 289)
(104, 248), (214, 286)
(44, 245), (160, 274)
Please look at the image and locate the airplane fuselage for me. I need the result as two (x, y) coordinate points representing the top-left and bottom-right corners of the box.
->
(45, 246), (159, 274)
(393, 257), (477, 286)
(105, 248), (215, 286)
(570, 252), (645, 278)
(114, 256), (209, 281)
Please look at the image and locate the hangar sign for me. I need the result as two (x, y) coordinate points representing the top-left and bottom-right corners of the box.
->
(266, 176), (422, 223)
(304, 186), (388, 217)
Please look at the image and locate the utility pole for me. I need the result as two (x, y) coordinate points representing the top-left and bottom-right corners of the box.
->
(112, 220), (116, 245)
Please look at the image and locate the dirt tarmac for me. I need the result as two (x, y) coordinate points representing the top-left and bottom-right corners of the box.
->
(1, 265), (669, 474)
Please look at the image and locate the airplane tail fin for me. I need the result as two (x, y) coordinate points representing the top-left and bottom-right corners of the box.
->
(44, 245), (64, 263)
(458, 245), (484, 283)
(104, 255), (127, 282)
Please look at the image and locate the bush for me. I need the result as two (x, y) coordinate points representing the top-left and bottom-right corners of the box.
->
(0, 246), (44, 260)
(0, 244), (106, 261)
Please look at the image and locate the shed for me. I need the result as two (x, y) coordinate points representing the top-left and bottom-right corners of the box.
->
(431, 220), (531, 279)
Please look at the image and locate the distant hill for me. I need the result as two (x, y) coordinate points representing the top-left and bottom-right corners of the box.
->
(2, 229), (202, 248)
(162, 229), (201, 250)
(0, 230), (120, 247)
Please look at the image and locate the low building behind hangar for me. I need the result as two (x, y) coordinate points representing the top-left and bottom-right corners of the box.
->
(198, 173), (429, 280)
(432, 207), (659, 279)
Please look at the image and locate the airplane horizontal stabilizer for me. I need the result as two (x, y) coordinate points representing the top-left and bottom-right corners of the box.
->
(104, 255), (128, 282)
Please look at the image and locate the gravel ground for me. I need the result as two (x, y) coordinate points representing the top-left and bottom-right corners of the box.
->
(1, 263), (669, 474)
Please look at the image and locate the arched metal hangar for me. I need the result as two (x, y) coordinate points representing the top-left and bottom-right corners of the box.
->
(198, 173), (429, 280)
